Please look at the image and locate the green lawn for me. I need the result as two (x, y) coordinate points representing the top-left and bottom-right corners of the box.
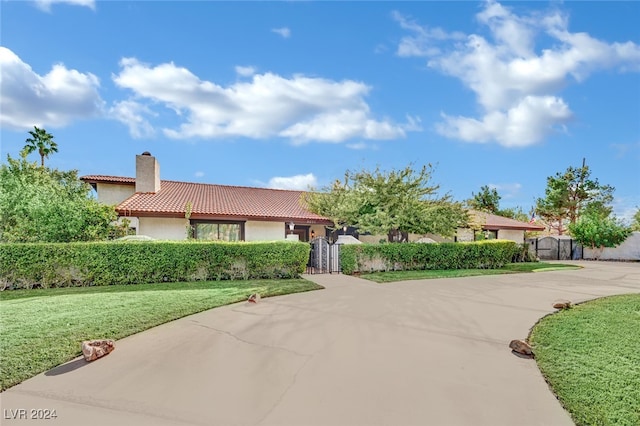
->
(360, 262), (581, 283)
(0, 279), (322, 391)
(530, 294), (640, 426)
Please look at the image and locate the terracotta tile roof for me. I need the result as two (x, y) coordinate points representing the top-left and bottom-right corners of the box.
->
(113, 180), (332, 224)
(81, 175), (136, 184)
(470, 210), (545, 231)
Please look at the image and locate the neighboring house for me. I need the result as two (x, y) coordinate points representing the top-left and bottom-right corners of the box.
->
(457, 210), (545, 243)
(81, 152), (332, 242)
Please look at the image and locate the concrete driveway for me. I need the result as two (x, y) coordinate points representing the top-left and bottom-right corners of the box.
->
(2, 261), (639, 426)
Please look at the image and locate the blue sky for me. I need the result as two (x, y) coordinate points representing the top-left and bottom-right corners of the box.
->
(1, 0), (639, 220)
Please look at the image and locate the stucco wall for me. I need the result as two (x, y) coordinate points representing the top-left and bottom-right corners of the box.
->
(245, 221), (285, 242)
(583, 231), (640, 261)
(138, 217), (187, 240)
(97, 183), (135, 206)
(497, 229), (525, 243)
(456, 228), (475, 242)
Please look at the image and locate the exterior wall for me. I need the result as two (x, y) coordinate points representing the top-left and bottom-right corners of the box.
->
(245, 221), (285, 242)
(97, 183), (135, 206)
(138, 217), (187, 240)
(497, 229), (525, 243)
(583, 232), (640, 261)
(456, 228), (475, 242)
(309, 224), (327, 240)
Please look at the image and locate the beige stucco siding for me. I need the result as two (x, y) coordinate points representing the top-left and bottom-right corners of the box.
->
(497, 229), (525, 243)
(97, 183), (135, 206)
(138, 217), (187, 240)
(245, 221), (285, 241)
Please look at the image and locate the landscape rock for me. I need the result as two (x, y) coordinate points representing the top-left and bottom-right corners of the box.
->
(553, 300), (572, 310)
(82, 339), (115, 362)
(509, 339), (533, 356)
(248, 293), (261, 304)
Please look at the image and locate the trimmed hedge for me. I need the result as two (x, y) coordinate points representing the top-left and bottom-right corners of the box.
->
(0, 241), (310, 289)
(340, 240), (521, 275)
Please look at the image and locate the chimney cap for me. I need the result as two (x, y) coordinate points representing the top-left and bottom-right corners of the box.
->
(141, 151), (152, 156)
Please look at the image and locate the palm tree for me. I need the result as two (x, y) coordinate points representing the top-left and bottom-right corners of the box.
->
(23, 126), (58, 167)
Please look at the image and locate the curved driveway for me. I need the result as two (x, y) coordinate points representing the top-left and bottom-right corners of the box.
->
(2, 261), (639, 425)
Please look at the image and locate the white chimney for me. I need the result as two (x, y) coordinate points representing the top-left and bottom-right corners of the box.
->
(135, 152), (161, 193)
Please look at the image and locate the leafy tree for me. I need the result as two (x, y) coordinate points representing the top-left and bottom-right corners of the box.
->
(535, 161), (614, 235)
(629, 208), (640, 231)
(0, 154), (122, 242)
(22, 126), (58, 167)
(467, 185), (501, 214)
(467, 186), (530, 223)
(569, 213), (631, 251)
(498, 206), (530, 223)
(305, 164), (467, 242)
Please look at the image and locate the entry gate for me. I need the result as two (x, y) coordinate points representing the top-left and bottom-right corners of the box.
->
(307, 237), (341, 274)
(528, 236), (581, 260)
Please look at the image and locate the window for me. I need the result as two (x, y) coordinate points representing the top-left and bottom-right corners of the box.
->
(192, 221), (244, 241)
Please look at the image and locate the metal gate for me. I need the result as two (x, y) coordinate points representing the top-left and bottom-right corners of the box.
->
(307, 237), (341, 274)
(528, 237), (581, 260)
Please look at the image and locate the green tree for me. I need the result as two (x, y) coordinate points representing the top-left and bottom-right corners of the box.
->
(535, 161), (614, 235)
(629, 208), (640, 231)
(305, 164), (467, 242)
(22, 126), (58, 167)
(0, 154), (121, 242)
(467, 185), (501, 214)
(569, 213), (631, 252)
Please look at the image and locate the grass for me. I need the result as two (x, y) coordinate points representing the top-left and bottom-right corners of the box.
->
(529, 294), (640, 426)
(0, 279), (322, 391)
(360, 262), (581, 283)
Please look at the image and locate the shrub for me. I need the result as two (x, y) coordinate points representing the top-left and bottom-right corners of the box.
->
(340, 240), (520, 275)
(0, 241), (310, 289)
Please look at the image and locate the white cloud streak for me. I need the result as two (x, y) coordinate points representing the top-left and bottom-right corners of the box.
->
(34, 0), (95, 12)
(0, 47), (103, 130)
(271, 27), (291, 39)
(235, 65), (256, 77)
(112, 57), (416, 143)
(268, 173), (317, 190)
(394, 1), (640, 147)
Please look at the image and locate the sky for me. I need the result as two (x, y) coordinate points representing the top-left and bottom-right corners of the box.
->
(1, 0), (639, 221)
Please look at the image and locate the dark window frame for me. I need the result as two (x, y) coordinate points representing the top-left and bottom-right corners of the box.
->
(191, 220), (245, 241)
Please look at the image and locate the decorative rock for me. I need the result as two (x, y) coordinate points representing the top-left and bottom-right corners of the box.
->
(509, 339), (533, 356)
(553, 300), (572, 310)
(82, 339), (115, 362)
(248, 293), (261, 304)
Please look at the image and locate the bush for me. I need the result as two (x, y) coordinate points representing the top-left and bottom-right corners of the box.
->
(0, 241), (310, 289)
(340, 240), (520, 275)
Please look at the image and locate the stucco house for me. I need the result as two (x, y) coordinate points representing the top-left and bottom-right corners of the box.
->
(81, 152), (332, 242)
(456, 210), (545, 243)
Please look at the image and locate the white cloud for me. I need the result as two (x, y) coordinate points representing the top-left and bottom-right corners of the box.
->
(0, 47), (103, 130)
(235, 65), (256, 77)
(395, 1), (640, 147)
(271, 27), (291, 39)
(109, 100), (156, 138)
(268, 173), (317, 190)
(112, 57), (416, 143)
(34, 0), (95, 12)
(436, 95), (572, 147)
(346, 142), (368, 150)
(194, 171), (205, 178)
(488, 182), (522, 199)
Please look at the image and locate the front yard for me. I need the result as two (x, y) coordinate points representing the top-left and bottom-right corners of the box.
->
(0, 279), (322, 391)
(530, 294), (640, 426)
